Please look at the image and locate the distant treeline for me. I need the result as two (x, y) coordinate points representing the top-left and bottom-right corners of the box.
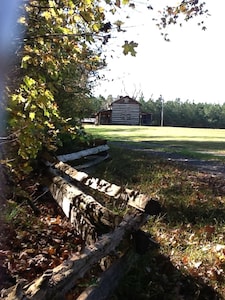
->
(94, 95), (225, 129)
(139, 98), (225, 128)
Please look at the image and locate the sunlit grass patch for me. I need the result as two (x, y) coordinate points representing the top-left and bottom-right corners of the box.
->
(85, 125), (225, 161)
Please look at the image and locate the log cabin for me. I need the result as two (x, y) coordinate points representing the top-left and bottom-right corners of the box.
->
(96, 96), (152, 126)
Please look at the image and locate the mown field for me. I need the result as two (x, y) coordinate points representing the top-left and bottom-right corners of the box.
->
(85, 125), (225, 143)
(84, 125), (225, 299)
(85, 125), (225, 159)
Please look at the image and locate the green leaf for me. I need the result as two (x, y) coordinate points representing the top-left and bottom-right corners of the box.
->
(80, 11), (94, 23)
(23, 76), (35, 88)
(122, 41), (138, 56)
(44, 108), (50, 118)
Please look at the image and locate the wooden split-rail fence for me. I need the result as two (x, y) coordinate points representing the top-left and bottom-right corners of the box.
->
(3, 144), (161, 300)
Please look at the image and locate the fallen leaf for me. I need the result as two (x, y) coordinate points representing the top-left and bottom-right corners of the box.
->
(182, 256), (188, 264)
(214, 244), (225, 252)
(204, 225), (215, 237)
(193, 261), (202, 269)
(48, 247), (56, 256)
(0, 250), (12, 257)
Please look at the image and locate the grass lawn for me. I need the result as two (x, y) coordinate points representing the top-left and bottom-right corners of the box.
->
(85, 125), (225, 160)
(83, 125), (225, 299)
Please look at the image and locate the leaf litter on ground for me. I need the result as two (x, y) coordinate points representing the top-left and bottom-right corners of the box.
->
(0, 196), (83, 291)
(1, 146), (225, 298)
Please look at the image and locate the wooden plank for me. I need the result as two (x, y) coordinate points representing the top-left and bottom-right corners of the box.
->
(57, 145), (109, 163)
(49, 176), (121, 243)
(76, 250), (138, 300)
(3, 150), (161, 300)
(52, 161), (161, 214)
(4, 212), (149, 300)
(75, 153), (109, 170)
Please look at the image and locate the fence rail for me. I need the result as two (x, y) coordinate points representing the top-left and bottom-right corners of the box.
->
(3, 144), (161, 300)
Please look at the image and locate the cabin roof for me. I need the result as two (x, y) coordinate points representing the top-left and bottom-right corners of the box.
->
(112, 96), (140, 105)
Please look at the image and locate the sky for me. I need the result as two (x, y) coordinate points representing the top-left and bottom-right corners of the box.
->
(93, 1), (225, 104)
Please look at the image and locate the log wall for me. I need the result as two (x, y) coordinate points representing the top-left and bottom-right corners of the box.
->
(111, 103), (140, 125)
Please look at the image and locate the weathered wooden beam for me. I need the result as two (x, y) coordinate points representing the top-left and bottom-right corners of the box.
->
(57, 145), (109, 163)
(43, 148), (161, 214)
(3, 150), (161, 300)
(4, 212), (149, 300)
(53, 161), (161, 214)
(75, 153), (110, 170)
(76, 250), (138, 300)
(49, 176), (121, 243)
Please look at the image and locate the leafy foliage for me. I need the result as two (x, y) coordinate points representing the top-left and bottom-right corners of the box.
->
(5, 0), (110, 180)
(138, 97), (225, 128)
(122, 41), (138, 56)
(155, 0), (210, 41)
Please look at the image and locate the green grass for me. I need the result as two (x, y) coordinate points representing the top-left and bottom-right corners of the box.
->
(90, 146), (225, 299)
(85, 125), (225, 160)
(84, 125), (225, 142)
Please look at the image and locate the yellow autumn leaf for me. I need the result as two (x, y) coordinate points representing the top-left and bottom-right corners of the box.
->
(22, 55), (31, 62)
(29, 112), (35, 121)
(42, 11), (52, 21)
(180, 4), (187, 13)
(18, 16), (26, 24)
(98, 6), (104, 13)
(92, 23), (101, 32)
(49, 0), (56, 7)
(37, 37), (44, 45)
(83, 0), (92, 6)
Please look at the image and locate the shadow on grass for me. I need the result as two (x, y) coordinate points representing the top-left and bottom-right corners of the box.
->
(109, 140), (225, 152)
(111, 250), (222, 300)
(91, 146), (225, 299)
